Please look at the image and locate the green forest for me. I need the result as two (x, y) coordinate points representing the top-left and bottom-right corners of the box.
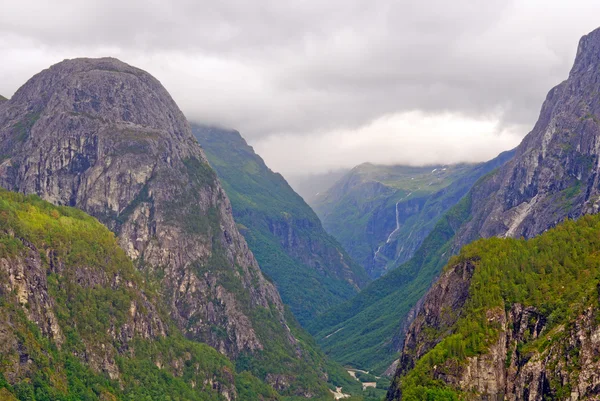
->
(396, 213), (600, 400)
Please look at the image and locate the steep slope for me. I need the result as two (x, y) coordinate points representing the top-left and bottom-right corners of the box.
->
(446, 27), (600, 251)
(312, 27), (600, 376)
(0, 95), (7, 102)
(0, 189), (277, 401)
(0, 57), (336, 397)
(193, 125), (369, 324)
(387, 214), (600, 401)
(307, 151), (513, 373)
(313, 158), (513, 279)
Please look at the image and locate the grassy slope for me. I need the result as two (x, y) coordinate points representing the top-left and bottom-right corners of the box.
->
(193, 125), (369, 324)
(307, 194), (474, 373)
(0, 189), (277, 401)
(396, 213), (600, 400)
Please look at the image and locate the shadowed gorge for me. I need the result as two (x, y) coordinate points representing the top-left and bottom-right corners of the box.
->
(193, 124), (369, 325)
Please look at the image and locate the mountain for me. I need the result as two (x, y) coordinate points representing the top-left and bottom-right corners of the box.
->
(0, 95), (7, 102)
(384, 26), (600, 399)
(313, 157), (514, 279)
(387, 214), (600, 400)
(306, 150), (514, 373)
(0, 189), (277, 400)
(0, 57), (347, 398)
(193, 125), (369, 324)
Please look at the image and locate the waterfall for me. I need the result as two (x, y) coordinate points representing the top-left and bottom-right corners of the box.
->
(373, 192), (411, 260)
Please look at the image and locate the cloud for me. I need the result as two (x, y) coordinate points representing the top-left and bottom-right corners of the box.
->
(253, 111), (524, 175)
(1, 0), (600, 174)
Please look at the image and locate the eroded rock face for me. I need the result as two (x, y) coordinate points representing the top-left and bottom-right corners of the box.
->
(0, 239), (167, 383)
(453, 28), (600, 250)
(398, 260), (476, 375)
(0, 57), (290, 358)
(388, 258), (600, 401)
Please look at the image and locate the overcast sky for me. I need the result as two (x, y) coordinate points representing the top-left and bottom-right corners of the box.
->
(2, 1), (600, 177)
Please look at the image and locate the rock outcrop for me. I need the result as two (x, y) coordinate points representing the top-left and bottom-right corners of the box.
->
(389, 260), (600, 401)
(453, 27), (600, 249)
(0, 57), (332, 395)
(0, 190), (254, 400)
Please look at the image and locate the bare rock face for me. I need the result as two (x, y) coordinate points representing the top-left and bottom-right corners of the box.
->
(391, 270), (600, 401)
(388, 255), (600, 401)
(453, 27), (600, 249)
(0, 232), (167, 383)
(0, 57), (290, 358)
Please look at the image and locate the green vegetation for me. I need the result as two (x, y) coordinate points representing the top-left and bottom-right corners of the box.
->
(308, 193), (475, 374)
(193, 126), (386, 400)
(11, 112), (40, 143)
(313, 150), (514, 282)
(397, 213), (600, 400)
(307, 150), (514, 374)
(0, 189), (276, 400)
(313, 163), (476, 278)
(193, 125), (369, 324)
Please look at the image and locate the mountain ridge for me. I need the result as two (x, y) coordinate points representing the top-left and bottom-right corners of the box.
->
(193, 124), (370, 324)
(313, 155), (514, 278)
(306, 149), (515, 373)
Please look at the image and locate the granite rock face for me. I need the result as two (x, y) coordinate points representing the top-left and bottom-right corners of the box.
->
(453, 27), (600, 250)
(0, 57), (290, 359)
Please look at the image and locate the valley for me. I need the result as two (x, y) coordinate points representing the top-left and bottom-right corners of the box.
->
(1, 7), (600, 401)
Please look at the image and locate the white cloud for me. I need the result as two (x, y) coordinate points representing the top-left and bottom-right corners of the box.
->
(1, 0), (599, 174)
(253, 112), (524, 174)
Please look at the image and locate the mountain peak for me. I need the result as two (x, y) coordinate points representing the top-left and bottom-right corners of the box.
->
(570, 26), (600, 77)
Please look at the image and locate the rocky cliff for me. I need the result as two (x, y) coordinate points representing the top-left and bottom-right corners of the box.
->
(0, 57), (331, 397)
(193, 125), (369, 324)
(452, 27), (600, 249)
(387, 214), (600, 401)
(386, 27), (600, 400)
(0, 189), (278, 400)
(314, 26), (600, 379)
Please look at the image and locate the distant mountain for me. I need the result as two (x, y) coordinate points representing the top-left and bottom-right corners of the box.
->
(193, 125), (370, 324)
(306, 150), (514, 372)
(387, 26), (600, 400)
(313, 160), (513, 278)
(0, 57), (350, 398)
(286, 169), (349, 204)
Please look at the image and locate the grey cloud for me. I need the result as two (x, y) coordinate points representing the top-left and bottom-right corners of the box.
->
(1, 0), (600, 174)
